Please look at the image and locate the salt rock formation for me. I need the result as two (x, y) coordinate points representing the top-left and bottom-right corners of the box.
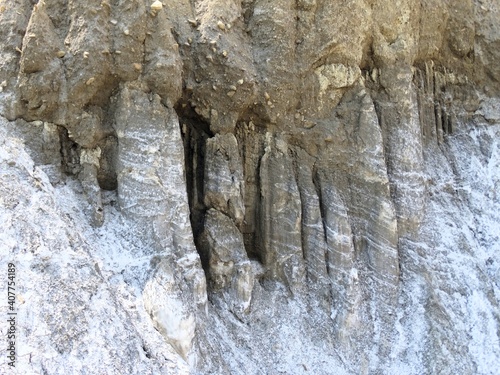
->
(0, 0), (499, 374)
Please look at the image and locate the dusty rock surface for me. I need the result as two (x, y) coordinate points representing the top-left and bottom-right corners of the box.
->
(0, 0), (499, 374)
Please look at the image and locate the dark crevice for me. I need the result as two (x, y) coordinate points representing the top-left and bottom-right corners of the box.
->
(312, 164), (328, 247)
(141, 343), (152, 359)
(96, 134), (118, 191)
(176, 100), (211, 264)
(96, 103), (119, 191)
(58, 126), (81, 176)
(289, 147), (307, 262)
(312, 165), (334, 285)
(234, 120), (265, 263)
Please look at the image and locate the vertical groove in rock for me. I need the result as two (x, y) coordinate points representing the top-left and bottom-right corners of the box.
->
(178, 108), (211, 250)
(234, 120), (266, 261)
(294, 148), (330, 306)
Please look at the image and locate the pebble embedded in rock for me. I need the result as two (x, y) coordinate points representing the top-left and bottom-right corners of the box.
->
(151, 0), (163, 11)
(217, 21), (226, 31)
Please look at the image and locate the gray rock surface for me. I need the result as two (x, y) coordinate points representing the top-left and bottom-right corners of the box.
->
(1, 0), (499, 374)
(203, 133), (245, 225)
(199, 208), (254, 318)
(259, 133), (306, 295)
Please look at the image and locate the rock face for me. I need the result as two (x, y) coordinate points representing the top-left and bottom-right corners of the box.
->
(113, 83), (206, 363)
(1, 1), (499, 374)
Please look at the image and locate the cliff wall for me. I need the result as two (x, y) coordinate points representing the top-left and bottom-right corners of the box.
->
(0, 1), (499, 374)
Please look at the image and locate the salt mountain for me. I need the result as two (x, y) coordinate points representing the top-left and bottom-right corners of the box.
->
(0, 0), (499, 374)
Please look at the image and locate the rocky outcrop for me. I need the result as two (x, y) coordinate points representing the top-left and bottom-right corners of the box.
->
(259, 133), (306, 294)
(113, 83), (206, 361)
(199, 208), (254, 318)
(203, 133), (245, 225)
(1, 0), (499, 374)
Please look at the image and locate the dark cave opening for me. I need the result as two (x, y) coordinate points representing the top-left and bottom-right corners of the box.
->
(176, 99), (212, 271)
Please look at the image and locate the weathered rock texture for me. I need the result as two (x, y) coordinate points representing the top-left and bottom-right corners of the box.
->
(1, 0), (499, 374)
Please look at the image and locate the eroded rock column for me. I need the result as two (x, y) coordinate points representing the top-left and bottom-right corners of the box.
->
(114, 83), (207, 362)
(199, 133), (254, 318)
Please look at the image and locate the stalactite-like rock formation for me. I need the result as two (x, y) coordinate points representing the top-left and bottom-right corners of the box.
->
(1, 1), (499, 374)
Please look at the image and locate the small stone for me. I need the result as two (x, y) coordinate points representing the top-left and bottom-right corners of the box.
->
(264, 92), (270, 100)
(188, 19), (198, 27)
(187, 37), (193, 44)
(86, 77), (95, 86)
(303, 120), (316, 129)
(212, 85), (217, 91)
(238, 79), (244, 85)
(83, 51), (89, 59)
(133, 63), (142, 71)
(222, 50), (228, 57)
(229, 85), (237, 91)
(151, 0), (163, 11)
(110, 19), (118, 25)
(115, 50), (122, 54)
(217, 21), (226, 30)
(249, 121), (255, 131)
(124, 29), (130, 36)
(227, 91), (236, 97)
(56, 50), (66, 58)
